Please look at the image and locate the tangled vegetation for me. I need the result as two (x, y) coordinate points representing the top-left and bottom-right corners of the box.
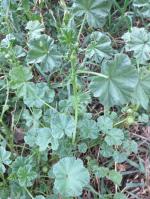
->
(0, 0), (150, 198)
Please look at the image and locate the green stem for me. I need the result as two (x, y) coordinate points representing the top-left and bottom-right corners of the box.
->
(1, 78), (9, 120)
(71, 55), (78, 144)
(71, 14), (86, 144)
(24, 187), (34, 199)
(137, 61), (140, 73)
(77, 14), (86, 42)
(0, 119), (13, 150)
(115, 157), (118, 193)
(77, 70), (108, 79)
(87, 185), (101, 197)
(113, 118), (127, 127)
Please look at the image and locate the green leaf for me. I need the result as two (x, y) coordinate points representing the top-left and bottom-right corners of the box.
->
(123, 140), (138, 154)
(11, 156), (37, 187)
(59, 27), (76, 47)
(11, 156), (34, 173)
(122, 27), (150, 64)
(78, 143), (88, 153)
(72, 0), (112, 28)
(24, 128), (38, 147)
(17, 164), (37, 187)
(22, 0), (30, 12)
(17, 82), (43, 107)
(9, 66), (33, 89)
(27, 34), (61, 72)
(97, 115), (113, 133)
(56, 138), (74, 158)
(85, 31), (113, 63)
(22, 108), (42, 128)
(132, 72), (150, 109)
(104, 128), (124, 146)
(51, 113), (76, 138)
(24, 128), (58, 151)
(0, 146), (11, 174)
(113, 151), (128, 163)
(133, 0), (148, 7)
(114, 193), (127, 199)
(14, 45), (26, 58)
(108, 170), (122, 186)
(59, 92), (91, 114)
(138, 113), (149, 123)
(1, 33), (15, 48)
(78, 117), (99, 139)
(133, 0), (150, 18)
(17, 82), (55, 108)
(26, 20), (45, 39)
(53, 157), (90, 197)
(36, 128), (53, 151)
(90, 54), (138, 107)
(100, 143), (114, 158)
(0, 186), (9, 199)
(9, 182), (29, 199)
(92, 166), (109, 178)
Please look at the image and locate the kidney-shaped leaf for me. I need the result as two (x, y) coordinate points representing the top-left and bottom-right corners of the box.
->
(24, 128), (59, 151)
(132, 72), (150, 109)
(105, 128), (124, 146)
(90, 54), (138, 107)
(72, 0), (112, 28)
(85, 31), (113, 63)
(51, 113), (76, 139)
(122, 27), (150, 64)
(17, 82), (55, 108)
(53, 157), (90, 197)
(78, 117), (99, 139)
(27, 34), (61, 72)
(9, 66), (32, 89)
(97, 115), (113, 133)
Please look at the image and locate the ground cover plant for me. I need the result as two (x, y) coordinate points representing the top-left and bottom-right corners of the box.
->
(0, 0), (150, 198)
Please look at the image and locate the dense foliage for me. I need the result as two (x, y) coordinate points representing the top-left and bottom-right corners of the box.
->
(0, 0), (150, 198)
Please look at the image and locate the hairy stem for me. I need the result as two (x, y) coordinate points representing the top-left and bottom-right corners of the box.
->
(71, 52), (78, 144)
(71, 15), (86, 144)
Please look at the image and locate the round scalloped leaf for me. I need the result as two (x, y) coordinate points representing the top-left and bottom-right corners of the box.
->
(90, 54), (138, 107)
(105, 128), (124, 146)
(51, 113), (76, 138)
(122, 27), (150, 64)
(17, 82), (55, 108)
(132, 71), (150, 109)
(9, 66), (33, 89)
(78, 118), (99, 139)
(85, 31), (113, 63)
(53, 157), (90, 197)
(72, 0), (112, 28)
(27, 34), (61, 72)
